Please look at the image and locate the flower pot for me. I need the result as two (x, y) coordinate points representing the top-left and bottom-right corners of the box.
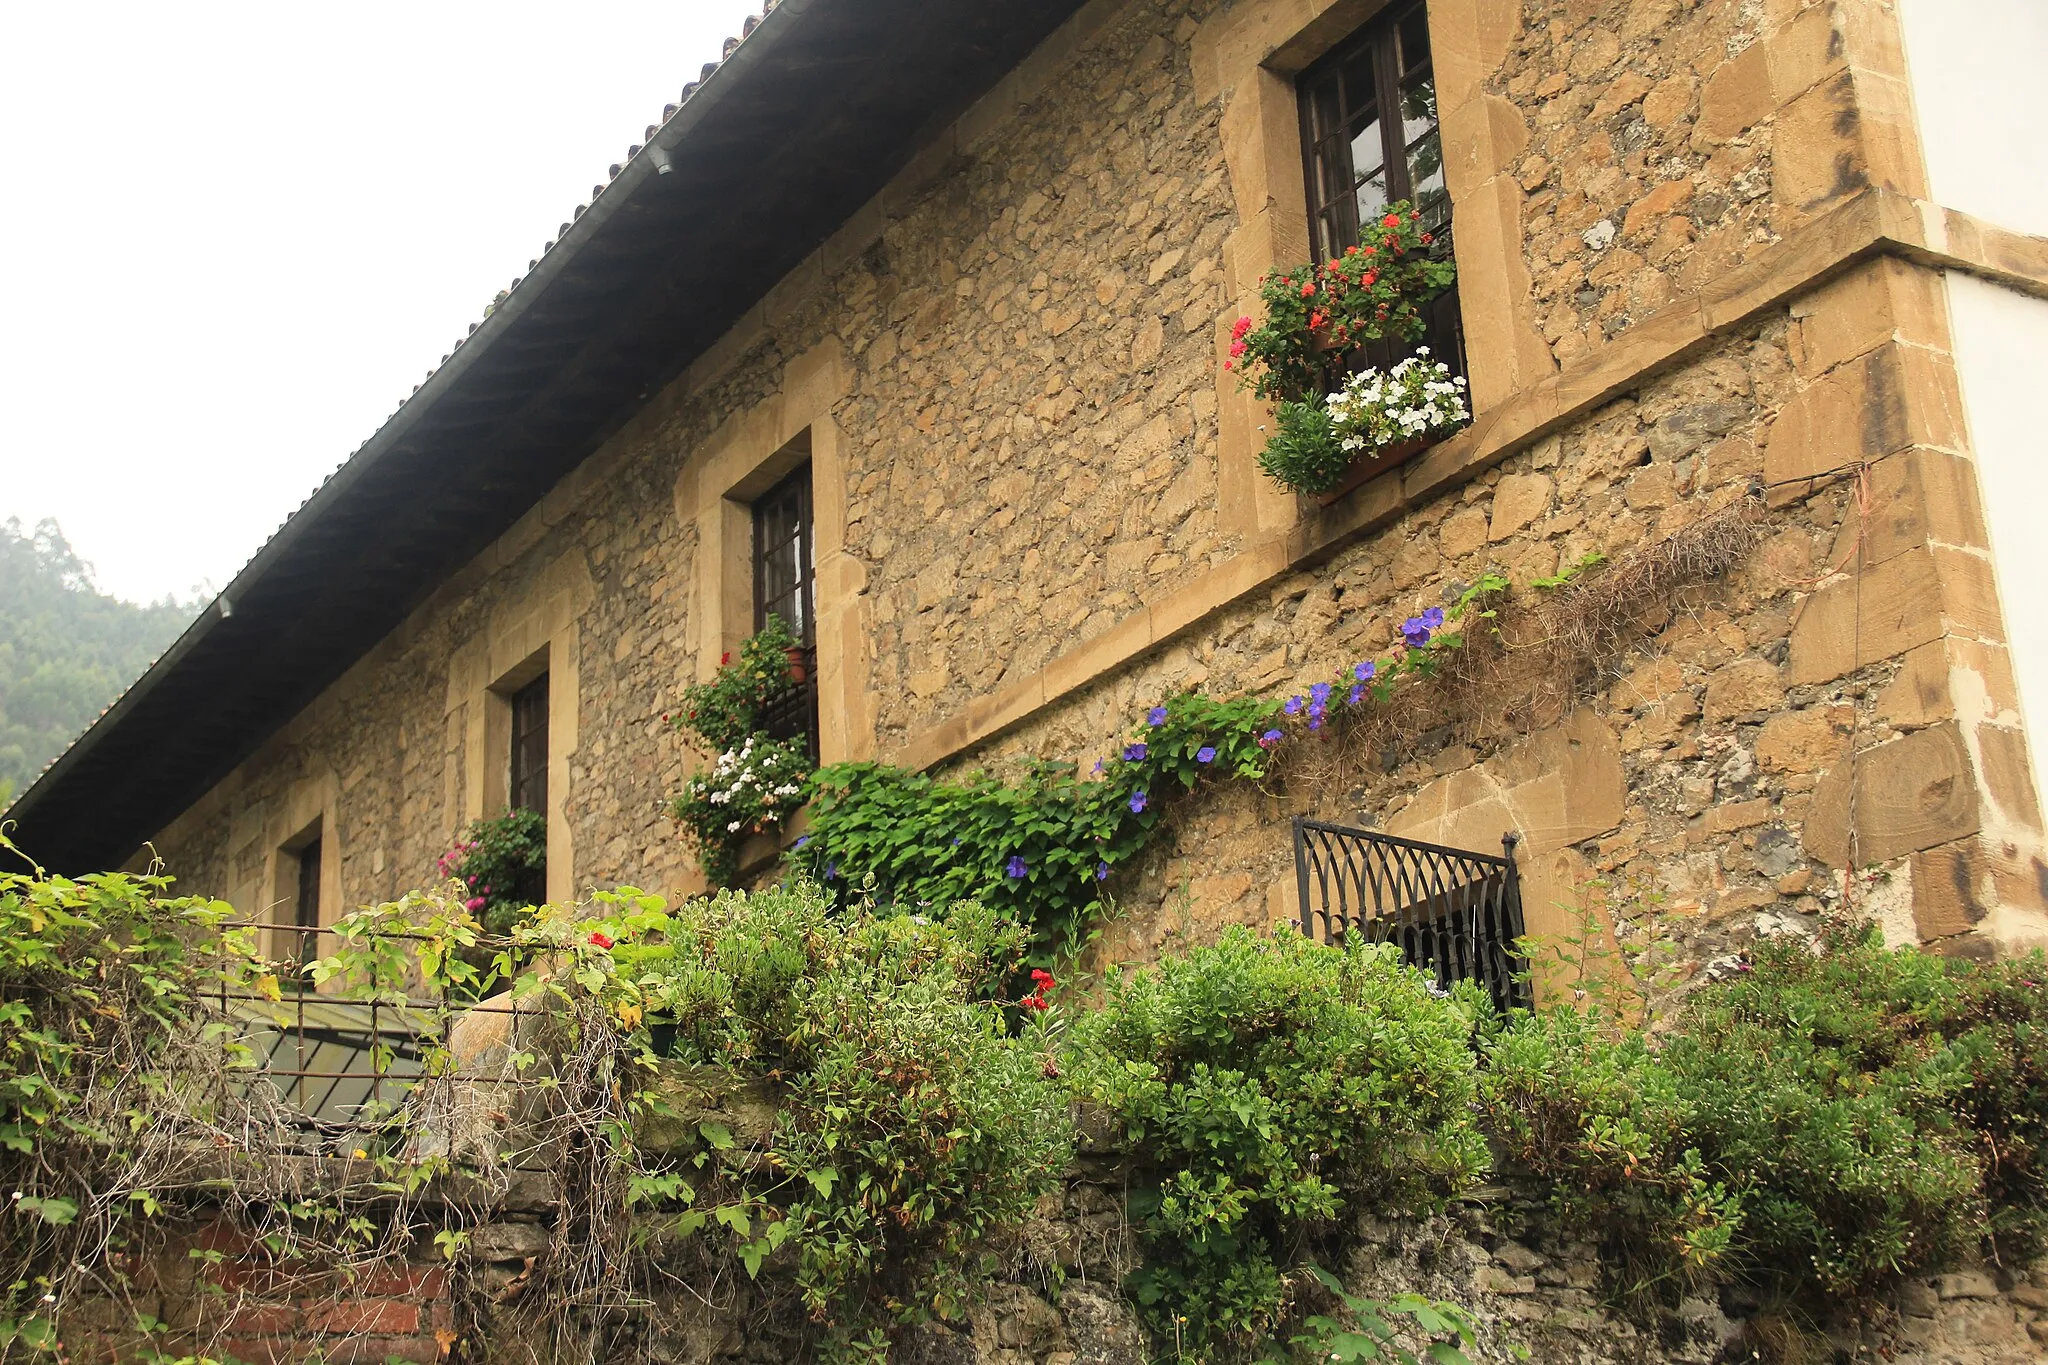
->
(1313, 434), (1433, 507)
(785, 648), (808, 684)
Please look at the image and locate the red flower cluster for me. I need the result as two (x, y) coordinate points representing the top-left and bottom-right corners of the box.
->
(1021, 968), (1055, 1011)
(1226, 202), (1453, 404)
(588, 931), (614, 951)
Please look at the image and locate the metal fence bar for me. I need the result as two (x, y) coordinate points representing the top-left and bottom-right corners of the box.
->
(1290, 817), (1530, 1013)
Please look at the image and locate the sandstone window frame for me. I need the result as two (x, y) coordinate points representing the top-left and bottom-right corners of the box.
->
(680, 340), (870, 774)
(451, 568), (584, 907)
(1199, 0), (1552, 540)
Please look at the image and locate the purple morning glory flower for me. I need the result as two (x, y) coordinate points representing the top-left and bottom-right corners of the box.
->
(1196, 745), (1216, 764)
(1309, 682), (1332, 706)
(1421, 606), (1446, 630)
(1129, 790), (1148, 813)
(1092, 758), (1104, 775)
(1096, 860), (1110, 881)
(794, 834), (810, 850)
(1284, 696), (1304, 716)
(1258, 728), (1284, 749)
(1147, 706), (1168, 727)
(1354, 660), (1376, 682)
(1348, 683), (1365, 706)
(1005, 855), (1029, 879)
(1401, 616), (1433, 647)
(824, 861), (838, 880)
(951, 836), (961, 846)
(1123, 742), (1147, 762)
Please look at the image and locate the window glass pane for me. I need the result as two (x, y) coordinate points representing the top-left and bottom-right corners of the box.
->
(1398, 7), (1431, 73)
(1401, 76), (1446, 225)
(1340, 48), (1377, 121)
(1308, 76), (1343, 143)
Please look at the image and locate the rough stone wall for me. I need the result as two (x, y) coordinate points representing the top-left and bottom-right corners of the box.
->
(127, 1174), (2047, 1365)
(137, 0), (2047, 975)
(143, 0), (1236, 911)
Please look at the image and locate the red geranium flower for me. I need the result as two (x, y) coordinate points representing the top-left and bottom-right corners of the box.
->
(1383, 212), (1402, 228)
(588, 931), (614, 950)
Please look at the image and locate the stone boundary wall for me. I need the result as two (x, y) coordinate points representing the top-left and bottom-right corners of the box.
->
(103, 1164), (2047, 1365)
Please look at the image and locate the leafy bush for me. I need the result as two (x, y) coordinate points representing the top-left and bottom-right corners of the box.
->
(668, 731), (813, 885)
(1480, 1007), (1739, 1292)
(601, 882), (1074, 1361)
(1070, 928), (1486, 1358)
(438, 805), (546, 937)
(1254, 399), (1349, 496)
(1482, 925), (2048, 1304)
(798, 691), (1280, 957)
(674, 612), (804, 750)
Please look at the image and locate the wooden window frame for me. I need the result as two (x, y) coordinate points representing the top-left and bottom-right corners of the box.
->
(508, 671), (550, 819)
(752, 463), (816, 646)
(751, 463), (819, 761)
(1297, 0), (1465, 377)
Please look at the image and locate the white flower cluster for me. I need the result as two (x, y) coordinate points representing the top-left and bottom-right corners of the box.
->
(1322, 348), (1469, 455)
(695, 733), (809, 834)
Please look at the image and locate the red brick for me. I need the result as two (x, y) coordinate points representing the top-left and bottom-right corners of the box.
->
(349, 1264), (448, 1299)
(304, 1298), (421, 1336)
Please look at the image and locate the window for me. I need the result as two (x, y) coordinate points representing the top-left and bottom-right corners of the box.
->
(286, 825), (322, 982)
(509, 672), (549, 817)
(753, 464), (815, 644)
(753, 464), (819, 758)
(1299, 1), (1464, 375)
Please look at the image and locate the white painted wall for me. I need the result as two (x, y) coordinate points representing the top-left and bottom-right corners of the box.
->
(1898, 0), (2048, 238)
(1943, 271), (2048, 806)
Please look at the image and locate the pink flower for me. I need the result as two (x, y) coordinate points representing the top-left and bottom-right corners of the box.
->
(465, 896), (486, 912)
(1231, 315), (1253, 341)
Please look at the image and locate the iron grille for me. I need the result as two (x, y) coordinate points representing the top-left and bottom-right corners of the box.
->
(1292, 817), (1529, 1012)
(757, 643), (819, 763)
(208, 921), (530, 1152)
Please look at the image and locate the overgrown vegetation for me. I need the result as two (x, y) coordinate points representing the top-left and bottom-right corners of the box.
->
(594, 884), (1073, 1362)
(0, 837), (455, 1362)
(0, 518), (196, 804)
(5, 826), (2046, 1364)
(1483, 923), (2048, 1309)
(439, 805), (547, 937)
(1071, 928), (1487, 1358)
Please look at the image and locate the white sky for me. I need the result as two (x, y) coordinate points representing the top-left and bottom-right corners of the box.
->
(0, 0), (767, 606)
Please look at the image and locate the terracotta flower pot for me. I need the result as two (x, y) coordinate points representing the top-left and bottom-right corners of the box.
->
(1313, 434), (1433, 507)
(785, 648), (808, 684)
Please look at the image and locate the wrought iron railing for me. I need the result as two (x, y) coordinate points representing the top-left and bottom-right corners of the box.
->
(212, 920), (531, 1149)
(757, 642), (819, 762)
(1291, 817), (1529, 1012)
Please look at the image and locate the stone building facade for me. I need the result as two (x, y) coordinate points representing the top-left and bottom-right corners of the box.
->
(14, 0), (2048, 978)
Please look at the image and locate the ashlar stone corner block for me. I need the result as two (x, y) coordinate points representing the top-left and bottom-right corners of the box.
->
(1803, 720), (1982, 868)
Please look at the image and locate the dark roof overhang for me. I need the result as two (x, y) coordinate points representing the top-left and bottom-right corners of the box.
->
(5, 0), (1088, 874)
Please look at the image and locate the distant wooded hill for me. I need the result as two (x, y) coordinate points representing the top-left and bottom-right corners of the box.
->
(0, 520), (199, 808)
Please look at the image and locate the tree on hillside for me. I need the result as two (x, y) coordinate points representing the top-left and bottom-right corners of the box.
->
(0, 520), (199, 805)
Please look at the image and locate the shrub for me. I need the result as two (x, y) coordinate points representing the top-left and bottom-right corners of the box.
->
(607, 882), (1074, 1361)
(1480, 1007), (1740, 1292)
(1482, 925), (2048, 1305)
(438, 806), (546, 937)
(1069, 928), (1486, 1358)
